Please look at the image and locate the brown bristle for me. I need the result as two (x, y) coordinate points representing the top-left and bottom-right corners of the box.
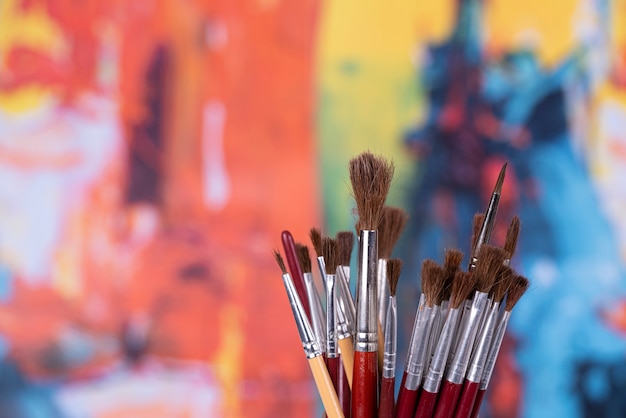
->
(431, 265), (447, 306)
(494, 163), (507, 194)
(322, 237), (339, 275)
(471, 213), (485, 253)
(309, 228), (323, 257)
(387, 258), (403, 296)
(474, 245), (507, 293)
(491, 265), (514, 302)
(504, 216), (521, 259)
(450, 271), (477, 309)
(336, 231), (355, 266)
(349, 152), (395, 230)
(505, 275), (529, 311)
(378, 206), (409, 259)
(273, 249), (287, 274)
(295, 243), (312, 273)
(444, 249), (464, 277)
(421, 259), (444, 306)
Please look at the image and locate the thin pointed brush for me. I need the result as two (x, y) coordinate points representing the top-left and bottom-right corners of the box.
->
(453, 266), (514, 418)
(396, 260), (445, 418)
(503, 216), (520, 266)
(469, 275), (529, 418)
(282, 231), (312, 320)
(274, 250), (345, 418)
(378, 259), (403, 418)
(297, 244), (327, 361)
(468, 163), (506, 271)
(350, 152), (394, 418)
(414, 271), (477, 418)
(310, 228), (328, 294)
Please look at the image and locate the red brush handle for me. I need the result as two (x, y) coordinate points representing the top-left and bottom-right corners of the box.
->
(338, 356), (352, 418)
(433, 380), (462, 418)
(351, 351), (377, 418)
(396, 375), (420, 418)
(327, 356), (341, 392)
(414, 389), (437, 418)
(281, 231), (311, 319)
(469, 389), (486, 418)
(453, 380), (480, 418)
(378, 376), (395, 418)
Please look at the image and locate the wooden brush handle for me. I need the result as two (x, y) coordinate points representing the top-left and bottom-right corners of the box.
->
(338, 357), (352, 418)
(309, 356), (345, 418)
(433, 380), (462, 418)
(377, 322), (385, 375)
(378, 376), (396, 418)
(469, 389), (486, 418)
(413, 389), (437, 418)
(351, 351), (377, 418)
(453, 380), (480, 418)
(396, 384), (420, 418)
(338, 337), (354, 389)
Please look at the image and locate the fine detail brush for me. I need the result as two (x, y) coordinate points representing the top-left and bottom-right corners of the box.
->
(310, 228), (327, 293)
(414, 271), (477, 418)
(503, 216), (520, 266)
(469, 275), (530, 418)
(378, 258), (403, 418)
(282, 231), (312, 320)
(273, 250), (345, 418)
(350, 151), (394, 418)
(297, 244), (327, 360)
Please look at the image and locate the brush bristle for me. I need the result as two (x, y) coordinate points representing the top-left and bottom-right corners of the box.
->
(494, 163), (507, 194)
(474, 245), (506, 293)
(471, 213), (485, 253)
(450, 271), (477, 309)
(421, 259), (444, 306)
(273, 249), (287, 274)
(309, 228), (323, 257)
(378, 206), (409, 259)
(295, 243), (312, 273)
(336, 231), (355, 266)
(387, 258), (403, 296)
(440, 251), (462, 303)
(504, 216), (521, 259)
(505, 275), (529, 311)
(349, 152), (395, 230)
(491, 265), (514, 302)
(322, 237), (339, 275)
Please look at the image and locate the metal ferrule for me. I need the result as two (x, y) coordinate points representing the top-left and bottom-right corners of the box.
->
(282, 273), (322, 359)
(405, 305), (434, 390)
(449, 299), (473, 368)
(355, 229), (378, 352)
(325, 273), (338, 358)
(469, 193), (500, 271)
(382, 296), (397, 379)
(377, 259), (389, 340)
(316, 256), (328, 295)
(426, 304), (442, 370)
(467, 301), (500, 382)
(423, 307), (461, 393)
(404, 293), (426, 369)
(337, 266), (356, 331)
(447, 291), (489, 384)
(480, 310), (511, 390)
(336, 291), (352, 340)
(304, 272), (326, 353)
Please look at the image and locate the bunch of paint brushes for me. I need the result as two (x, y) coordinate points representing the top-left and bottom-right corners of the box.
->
(274, 152), (530, 418)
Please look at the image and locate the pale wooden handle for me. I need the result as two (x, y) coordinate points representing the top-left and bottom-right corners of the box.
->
(338, 336), (354, 389)
(377, 322), (385, 376)
(308, 355), (345, 418)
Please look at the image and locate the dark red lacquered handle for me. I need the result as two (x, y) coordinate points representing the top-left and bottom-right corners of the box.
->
(469, 388), (486, 418)
(378, 376), (395, 418)
(338, 356), (352, 418)
(414, 389), (438, 418)
(396, 379), (420, 418)
(281, 230), (311, 319)
(351, 351), (377, 418)
(453, 380), (480, 418)
(327, 356), (340, 392)
(433, 380), (462, 418)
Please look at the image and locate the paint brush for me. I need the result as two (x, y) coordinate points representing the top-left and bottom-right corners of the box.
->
(503, 216), (520, 266)
(349, 152), (394, 418)
(274, 250), (345, 418)
(282, 231), (312, 320)
(469, 274), (529, 418)
(310, 228), (327, 294)
(396, 260), (445, 418)
(378, 258), (403, 418)
(297, 244), (327, 360)
(470, 213), (485, 256)
(453, 265), (514, 418)
(414, 271), (477, 418)
(434, 250), (464, 355)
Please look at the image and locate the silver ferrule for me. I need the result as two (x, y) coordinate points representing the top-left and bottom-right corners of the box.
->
(423, 307), (461, 393)
(426, 304), (442, 371)
(467, 301), (500, 382)
(325, 273), (338, 358)
(449, 299), (473, 368)
(447, 291), (489, 384)
(304, 272), (326, 353)
(337, 266), (356, 332)
(404, 293), (426, 368)
(480, 310), (511, 390)
(469, 193), (500, 271)
(316, 256), (328, 295)
(377, 258), (389, 339)
(282, 273), (322, 359)
(405, 305), (435, 390)
(355, 229), (378, 352)
(382, 296), (397, 379)
(336, 290), (352, 340)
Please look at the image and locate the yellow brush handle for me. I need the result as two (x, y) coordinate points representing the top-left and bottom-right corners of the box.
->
(308, 355), (345, 418)
(377, 322), (385, 376)
(338, 336), (354, 389)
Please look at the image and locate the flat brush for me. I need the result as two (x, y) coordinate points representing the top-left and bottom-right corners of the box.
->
(434, 246), (504, 418)
(378, 258), (403, 418)
(503, 216), (520, 266)
(469, 275), (529, 418)
(297, 244), (327, 359)
(282, 231), (312, 319)
(274, 250), (345, 418)
(414, 271), (477, 418)
(350, 152), (394, 418)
